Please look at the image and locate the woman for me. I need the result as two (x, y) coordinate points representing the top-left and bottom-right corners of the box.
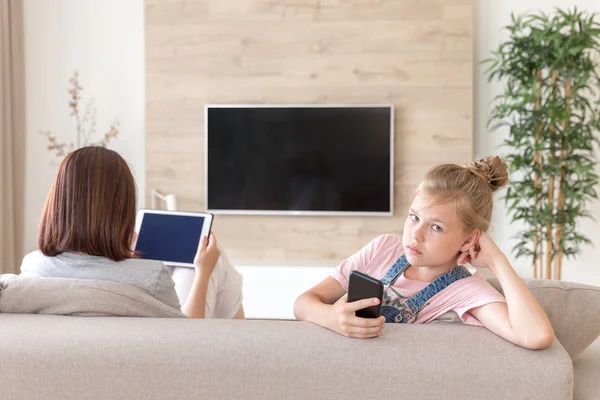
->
(20, 146), (244, 319)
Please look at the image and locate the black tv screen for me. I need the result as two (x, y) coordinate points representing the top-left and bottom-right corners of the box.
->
(206, 105), (393, 215)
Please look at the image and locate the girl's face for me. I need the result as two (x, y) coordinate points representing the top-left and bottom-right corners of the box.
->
(402, 193), (477, 270)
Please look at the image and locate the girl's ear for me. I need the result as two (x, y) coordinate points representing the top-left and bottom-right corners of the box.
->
(460, 229), (480, 252)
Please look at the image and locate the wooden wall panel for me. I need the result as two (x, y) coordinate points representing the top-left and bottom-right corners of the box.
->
(146, 0), (474, 263)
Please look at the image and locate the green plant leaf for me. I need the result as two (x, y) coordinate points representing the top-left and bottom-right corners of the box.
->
(484, 8), (600, 271)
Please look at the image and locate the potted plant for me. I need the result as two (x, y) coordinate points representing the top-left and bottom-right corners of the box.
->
(485, 8), (600, 280)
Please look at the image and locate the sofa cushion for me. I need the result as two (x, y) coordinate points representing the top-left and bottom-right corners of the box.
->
(0, 274), (185, 318)
(573, 337), (600, 400)
(488, 278), (600, 359)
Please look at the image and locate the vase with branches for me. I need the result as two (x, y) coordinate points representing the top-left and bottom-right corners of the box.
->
(485, 8), (600, 280)
(41, 71), (119, 159)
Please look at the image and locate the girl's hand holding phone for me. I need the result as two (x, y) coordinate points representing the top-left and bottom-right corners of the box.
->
(327, 294), (385, 339)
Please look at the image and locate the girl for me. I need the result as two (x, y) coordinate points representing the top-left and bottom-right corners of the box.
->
(20, 146), (244, 319)
(294, 156), (555, 349)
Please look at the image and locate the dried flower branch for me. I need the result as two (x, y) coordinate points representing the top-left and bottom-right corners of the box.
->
(40, 70), (119, 161)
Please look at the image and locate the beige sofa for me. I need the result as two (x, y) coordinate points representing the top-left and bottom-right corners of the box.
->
(0, 275), (599, 399)
(0, 315), (588, 400)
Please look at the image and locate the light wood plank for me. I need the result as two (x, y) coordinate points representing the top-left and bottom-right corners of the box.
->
(145, 0), (474, 263)
(146, 0), (465, 24)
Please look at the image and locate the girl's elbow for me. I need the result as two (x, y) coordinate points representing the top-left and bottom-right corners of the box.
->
(293, 295), (306, 320)
(522, 327), (556, 350)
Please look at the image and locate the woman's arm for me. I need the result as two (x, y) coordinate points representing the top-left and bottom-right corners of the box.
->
(460, 233), (555, 349)
(181, 272), (211, 318)
(181, 233), (220, 318)
(294, 277), (385, 338)
(233, 306), (245, 319)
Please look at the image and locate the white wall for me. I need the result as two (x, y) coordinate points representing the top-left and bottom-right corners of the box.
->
(22, 0), (145, 255)
(475, 0), (600, 286)
(21, 0), (600, 287)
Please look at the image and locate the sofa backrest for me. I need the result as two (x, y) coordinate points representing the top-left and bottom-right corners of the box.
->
(0, 275), (185, 317)
(0, 315), (573, 400)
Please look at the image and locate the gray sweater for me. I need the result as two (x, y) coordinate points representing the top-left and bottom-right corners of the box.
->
(19, 250), (181, 309)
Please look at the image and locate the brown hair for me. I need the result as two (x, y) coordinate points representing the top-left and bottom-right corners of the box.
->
(39, 146), (137, 261)
(413, 156), (509, 233)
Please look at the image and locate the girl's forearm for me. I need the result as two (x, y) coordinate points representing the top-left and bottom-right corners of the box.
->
(294, 293), (333, 329)
(490, 256), (555, 346)
(182, 273), (210, 318)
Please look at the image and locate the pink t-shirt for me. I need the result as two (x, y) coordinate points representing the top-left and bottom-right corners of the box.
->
(331, 234), (507, 326)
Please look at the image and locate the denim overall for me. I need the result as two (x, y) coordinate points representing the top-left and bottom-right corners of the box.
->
(380, 254), (472, 323)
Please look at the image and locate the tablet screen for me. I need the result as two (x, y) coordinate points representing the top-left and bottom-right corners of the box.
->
(135, 213), (208, 264)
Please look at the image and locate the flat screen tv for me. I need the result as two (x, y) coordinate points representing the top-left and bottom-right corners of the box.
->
(205, 105), (393, 216)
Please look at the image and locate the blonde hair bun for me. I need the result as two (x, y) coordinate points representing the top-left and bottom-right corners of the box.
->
(463, 156), (508, 192)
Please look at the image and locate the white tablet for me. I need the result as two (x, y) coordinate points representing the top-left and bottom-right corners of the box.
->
(133, 209), (214, 268)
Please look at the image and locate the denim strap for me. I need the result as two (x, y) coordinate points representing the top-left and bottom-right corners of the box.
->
(380, 253), (472, 317)
(380, 254), (410, 288)
(403, 266), (472, 314)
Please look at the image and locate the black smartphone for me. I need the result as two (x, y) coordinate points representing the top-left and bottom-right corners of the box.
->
(347, 271), (384, 319)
